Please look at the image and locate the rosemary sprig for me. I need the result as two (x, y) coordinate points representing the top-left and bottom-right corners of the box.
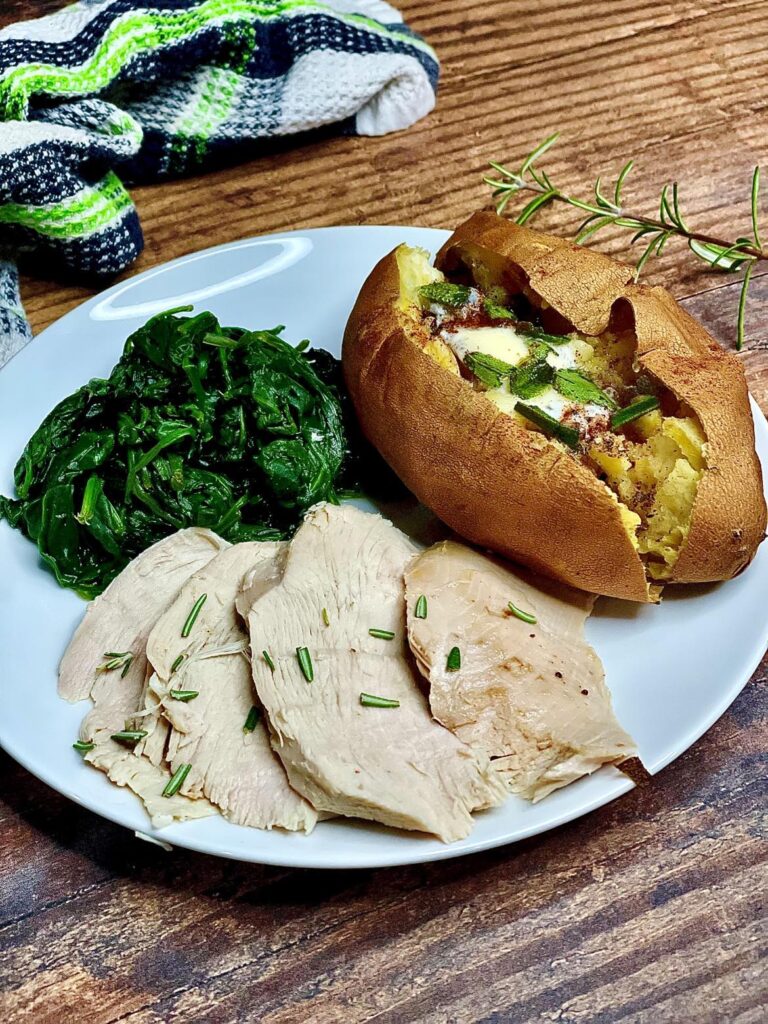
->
(485, 133), (767, 348)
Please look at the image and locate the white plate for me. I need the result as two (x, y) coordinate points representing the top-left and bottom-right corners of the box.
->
(1, 227), (767, 869)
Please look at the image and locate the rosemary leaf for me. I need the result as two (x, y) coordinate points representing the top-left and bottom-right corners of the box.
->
(368, 628), (395, 640)
(100, 651), (133, 674)
(322, 606), (330, 626)
(575, 214), (614, 245)
(110, 730), (147, 744)
(610, 396), (661, 429)
(635, 232), (665, 282)
(594, 175), (613, 210)
(737, 261), (755, 351)
(517, 188), (558, 226)
(446, 646), (461, 672)
(243, 706), (260, 733)
(671, 183), (689, 233)
(171, 653), (185, 674)
(507, 602), (537, 625)
(181, 594), (207, 638)
(73, 740), (95, 753)
(162, 762), (192, 798)
(414, 595), (428, 619)
(751, 167), (762, 250)
(360, 692), (400, 709)
(515, 402), (581, 449)
(520, 131), (560, 175)
(296, 646), (314, 683)
(169, 689), (199, 702)
(614, 160), (634, 206)
(262, 649), (276, 672)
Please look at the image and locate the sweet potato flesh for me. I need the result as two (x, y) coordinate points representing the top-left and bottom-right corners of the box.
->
(396, 246), (705, 582)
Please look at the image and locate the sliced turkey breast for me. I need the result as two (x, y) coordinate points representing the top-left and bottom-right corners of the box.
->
(238, 503), (506, 843)
(405, 541), (637, 801)
(59, 527), (226, 703)
(60, 529), (226, 827)
(145, 542), (317, 833)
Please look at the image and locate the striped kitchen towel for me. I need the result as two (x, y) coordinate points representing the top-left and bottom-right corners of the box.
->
(0, 0), (439, 366)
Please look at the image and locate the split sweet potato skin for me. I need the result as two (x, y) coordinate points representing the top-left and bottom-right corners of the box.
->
(343, 212), (767, 601)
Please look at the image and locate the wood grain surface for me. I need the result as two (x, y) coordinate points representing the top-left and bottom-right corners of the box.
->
(1, 3), (766, 1022)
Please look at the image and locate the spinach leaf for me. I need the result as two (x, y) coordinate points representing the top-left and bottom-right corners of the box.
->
(0, 310), (365, 598)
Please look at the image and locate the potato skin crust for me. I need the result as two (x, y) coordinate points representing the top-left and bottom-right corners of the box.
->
(343, 213), (767, 601)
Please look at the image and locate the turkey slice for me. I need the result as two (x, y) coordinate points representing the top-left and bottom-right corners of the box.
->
(405, 540), (637, 801)
(145, 542), (317, 834)
(238, 503), (506, 843)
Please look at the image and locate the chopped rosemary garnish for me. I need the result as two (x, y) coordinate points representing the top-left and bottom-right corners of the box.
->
(170, 653), (185, 674)
(110, 730), (147, 744)
(368, 628), (395, 640)
(360, 692), (401, 708)
(243, 706), (261, 733)
(100, 651), (133, 677)
(414, 595), (428, 619)
(181, 594), (207, 638)
(508, 601), (538, 625)
(322, 606), (330, 626)
(262, 649), (276, 672)
(72, 740), (94, 753)
(446, 646), (461, 671)
(296, 646), (314, 682)
(169, 689), (199, 702)
(554, 369), (618, 410)
(515, 401), (581, 449)
(162, 762), (192, 798)
(610, 395), (661, 429)
(419, 282), (472, 308)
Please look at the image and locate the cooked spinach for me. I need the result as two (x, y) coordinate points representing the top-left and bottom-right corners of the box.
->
(0, 308), (367, 598)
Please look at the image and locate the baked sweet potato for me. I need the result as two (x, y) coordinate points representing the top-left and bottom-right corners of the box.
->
(342, 211), (766, 602)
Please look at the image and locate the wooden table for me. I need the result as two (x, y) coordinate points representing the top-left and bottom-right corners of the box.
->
(2, 3), (766, 1021)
